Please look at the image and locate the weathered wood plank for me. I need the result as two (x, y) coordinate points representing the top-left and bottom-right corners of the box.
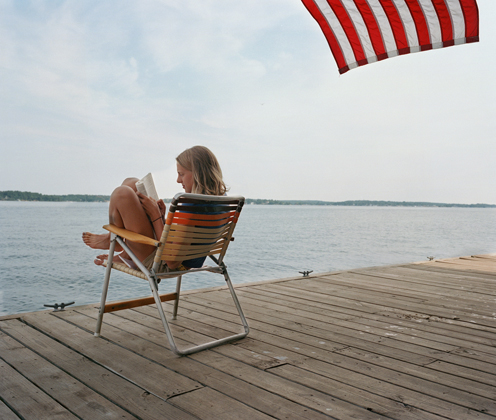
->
(449, 346), (496, 365)
(320, 271), (496, 305)
(73, 305), (284, 370)
(431, 263), (496, 274)
(0, 358), (78, 420)
(471, 254), (496, 261)
(189, 350), (392, 420)
(183, 291), (496, 371)
(355, 265), (496, 293)
(424, 360), (496, 387)
(333, 347), (496, 399)
(368, 263), (496, 284)
(439, 257), (496, 269)
(191, 288), (459, 352)
(269, 361), (495, 420)
(281, 277), (496, 327)
(0, 399), (21, 420)
(181, 291), (446, 363)
(251, 281), (382, 316)
(175, 291), (496, 400)
(173, 295), (496, 403)
(20, 312), (202, 399)
(1, 254), (495, 420)
(0, 330), (138, 420)
(232, 287), (496, 355)
(238, 285), (496, 347)
(0, 319), (199, 420)
(79, 302), (490, 420)
(267, 364), (444, 420)
(414, 262), (496, 277)
(56, 307), (337, 420)
(168, 387), (273, 420)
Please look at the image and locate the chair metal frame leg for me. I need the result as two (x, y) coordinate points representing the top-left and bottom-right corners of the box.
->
(94, 235), (249, 356)
(151, 263), (249, 356)
(172, 275), (182, 320)
(94, 235), (172, 337)
(94, 233), (117, 337)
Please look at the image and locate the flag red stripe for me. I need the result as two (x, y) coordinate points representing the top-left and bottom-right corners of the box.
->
(379, 0), (409, 51)
(302, 0), (480, 74)
(328, 1), (367, 64)
(301, 0), (348, 73)
(458, 0), (479, 39)
(403, 0), (431, 48)
(432, 0), (454, 44)
(354, 0), (387, 59)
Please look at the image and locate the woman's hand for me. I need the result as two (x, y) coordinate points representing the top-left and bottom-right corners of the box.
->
(137, 192), (162, 221)
(157, 199), (166, 218)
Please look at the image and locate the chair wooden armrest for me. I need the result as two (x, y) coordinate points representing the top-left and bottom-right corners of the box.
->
(103, 224), (160, 247)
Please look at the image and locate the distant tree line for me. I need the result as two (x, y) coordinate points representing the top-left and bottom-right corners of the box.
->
(245, 198), (496, 208)
(1, 191), (494, 207)
(0, 190), (110, 202)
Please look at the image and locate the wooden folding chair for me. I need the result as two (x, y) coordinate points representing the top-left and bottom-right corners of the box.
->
(94, 193), (249, 356)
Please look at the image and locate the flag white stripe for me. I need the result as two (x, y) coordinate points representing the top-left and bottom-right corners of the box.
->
(394, 0), (420, 49)
(314, 0), (357, 66)
(366, 0), (398, 54)
(418, 0), (442, 45)
(303, 0), (478, 73)
(446, 0), (466, 40)
(341, 0), (376, 60)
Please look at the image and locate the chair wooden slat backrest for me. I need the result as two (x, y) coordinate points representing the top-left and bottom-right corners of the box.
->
(94, 193), (249, 356)
(153, 195), (243, 268)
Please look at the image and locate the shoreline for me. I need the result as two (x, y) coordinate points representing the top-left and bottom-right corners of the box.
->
(1, 198), (495, 208)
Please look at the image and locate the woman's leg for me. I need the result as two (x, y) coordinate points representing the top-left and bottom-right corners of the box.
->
(83, 178), (155, 264)
(106, 184), (156, 261)
(82, 178), (140, 251)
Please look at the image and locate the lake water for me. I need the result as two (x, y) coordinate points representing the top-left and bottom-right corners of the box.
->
(0, 201), (495, 316)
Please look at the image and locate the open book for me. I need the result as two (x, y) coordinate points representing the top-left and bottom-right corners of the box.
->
(135, 173), (159, 201)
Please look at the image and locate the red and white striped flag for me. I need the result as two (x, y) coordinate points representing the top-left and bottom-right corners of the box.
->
(302, 0), (479, 74)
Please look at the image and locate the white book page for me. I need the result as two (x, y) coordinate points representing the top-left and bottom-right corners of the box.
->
(135, 173), (159, 201)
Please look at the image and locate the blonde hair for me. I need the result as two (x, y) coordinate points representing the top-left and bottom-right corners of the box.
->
(176, 146), (227, 195)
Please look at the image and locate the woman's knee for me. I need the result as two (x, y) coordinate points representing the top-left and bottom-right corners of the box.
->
(108, 185), (143, 226)
(121, 177), (139, 192)
(110, 185), (139, 204)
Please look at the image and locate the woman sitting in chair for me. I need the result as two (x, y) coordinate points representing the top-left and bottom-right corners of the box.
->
(82, 145), (227, 270)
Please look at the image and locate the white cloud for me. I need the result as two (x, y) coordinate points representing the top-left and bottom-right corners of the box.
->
(1, 1), (495, 203)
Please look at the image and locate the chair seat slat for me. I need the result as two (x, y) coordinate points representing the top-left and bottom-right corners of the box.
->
(162, 243), (225, 257)
(171, 210), (236, 221)
(168, 224), (229, 235)
(170, 216), (235, 227)
(174, 198), (240, 206)
(167, 226), (231, 240)
(165, 236), (228, 245)
(161, 248), (225, 261)
(167, 233), (229, 243)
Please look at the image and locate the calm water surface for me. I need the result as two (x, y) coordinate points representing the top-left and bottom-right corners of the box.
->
(0, 201), (495, 316)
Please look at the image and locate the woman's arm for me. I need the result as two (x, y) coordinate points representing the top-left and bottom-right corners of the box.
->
(137, 193), (183, 269)
(137, 192), (165, 240)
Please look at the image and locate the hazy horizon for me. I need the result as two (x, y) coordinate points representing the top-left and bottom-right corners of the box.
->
(1, 189), (495, 207)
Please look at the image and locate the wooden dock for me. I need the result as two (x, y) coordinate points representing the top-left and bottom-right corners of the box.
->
(1, 254), (496, 419)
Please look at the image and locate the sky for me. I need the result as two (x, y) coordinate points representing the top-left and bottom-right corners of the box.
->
(1, 0), (495, 204)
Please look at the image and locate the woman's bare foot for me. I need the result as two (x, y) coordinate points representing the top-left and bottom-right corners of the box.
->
(82, 232), (123, 252)
(94, 252), (131, 266)
(94, 254), (109, 266)
(82, 232), (110, 249)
